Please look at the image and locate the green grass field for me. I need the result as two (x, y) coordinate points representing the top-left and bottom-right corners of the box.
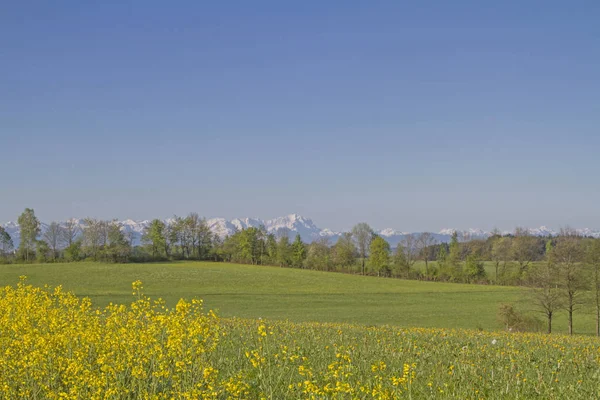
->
(0, 261), (595, 334)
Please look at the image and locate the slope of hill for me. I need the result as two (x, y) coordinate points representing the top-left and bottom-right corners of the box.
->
(0, 260), (595, 334)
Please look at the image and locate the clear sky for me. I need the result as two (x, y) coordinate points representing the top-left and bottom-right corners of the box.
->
(1, 1), (599, 232)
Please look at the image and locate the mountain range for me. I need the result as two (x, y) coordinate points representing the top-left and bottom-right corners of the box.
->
(2, 214), (600, 248)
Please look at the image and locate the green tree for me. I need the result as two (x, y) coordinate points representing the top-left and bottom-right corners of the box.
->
(35, 240), (50, 263)
(0, 226), (14, 259)
(351, 223), (374, 275)
(370, 236), (391, 276)
(436, 244), (447, 268)
(290, 234), (307, 268)
(332, 233), (357, 269)
(172, 216), (192, 259)
(193, 217), (213, 260)
(448, 231), (462, 279)
(305, 238), (332, 271)
(393, 245), (410, 278)
(222, 233), (241, 262)
(103, 221), (131, 263)
(17, 208), (41, 262)
(465, 254), (486, 282)
(142, 219), (167, 259)
(276, 235), (291, 267)
(255, 227), (266, 265)
(239, 228), (259, 264)
(64, 240), (82, 262)
(266, 233), (278, 264)
(164, 221), (177, 259)
(209, 234), (224, 262)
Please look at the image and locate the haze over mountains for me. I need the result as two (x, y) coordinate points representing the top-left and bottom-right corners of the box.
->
(3, 214), (600, 248)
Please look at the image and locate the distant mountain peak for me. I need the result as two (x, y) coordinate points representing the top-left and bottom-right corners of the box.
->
(2, 217), (600, 249)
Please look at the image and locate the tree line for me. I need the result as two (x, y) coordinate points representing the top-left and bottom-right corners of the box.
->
(2, 208), (600, 335)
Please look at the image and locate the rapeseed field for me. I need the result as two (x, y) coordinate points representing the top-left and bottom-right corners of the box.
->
(1, 279), (597, 399)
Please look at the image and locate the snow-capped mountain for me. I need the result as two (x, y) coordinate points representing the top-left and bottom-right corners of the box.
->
(207, 214), (339, 242)
(2, 214), (600, 248)
(437, 228), (490, 238)
(527, 226), (557, 237)
(265, 214), (332, 240)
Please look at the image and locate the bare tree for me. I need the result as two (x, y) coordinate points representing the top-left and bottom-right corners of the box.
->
(417, 232), (437, 275)
(512, 227), (538, 277)
(61, 219), (81, 247)
(43, 222), (64, 261)
(397, 233), (419, 273)
(165, 220), (177, 259)
(586, 239), (600, 336)
(491, 236), (512, 283)
(187, 213), (201, 258)
(528, 240), (562, 334)
(555, 228), (586, 335)
(351, 223), (374, 275)
(82, 218), (102, 260)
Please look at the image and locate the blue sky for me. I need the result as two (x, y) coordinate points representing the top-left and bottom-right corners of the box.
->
(1, 1), (599, 231)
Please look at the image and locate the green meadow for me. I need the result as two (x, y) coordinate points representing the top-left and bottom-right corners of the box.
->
(1, 261), (595, 334)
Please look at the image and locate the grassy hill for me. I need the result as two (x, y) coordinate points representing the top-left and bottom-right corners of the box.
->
(0, 261), (595, 334)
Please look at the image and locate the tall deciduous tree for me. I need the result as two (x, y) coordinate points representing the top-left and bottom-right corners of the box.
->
(370, 236), (391, 276)
(398, 234), (419, 273)
(17, 208), (40, 262)
(464, 254), (486, 282)
(352, 223), (374, 275)
(332, 233), (357, 268)
(82, 218), (102, 260)
(164, 221), (177, 259)
(61, 219), (80, 247)
(290, 234), (307, 268)
(417, 232), (437, 275)
(448, 231), (462, 276)
(43, 222), (64, 261)
(555, 229), (586, 335)
(512, 228), (538, 277)
(528, 240), (562, 333)
(305, 237), (332, 271)
(142, 219), (167, 259)
(105, 221), (131, 263)
(0, 227), (14, 258)
(276, 235), (291, 267)
(266, 233), (278, 264)
(491, 236), (512, 283)
(436, 244), (448, 271)
(35, 240), (50, 263)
